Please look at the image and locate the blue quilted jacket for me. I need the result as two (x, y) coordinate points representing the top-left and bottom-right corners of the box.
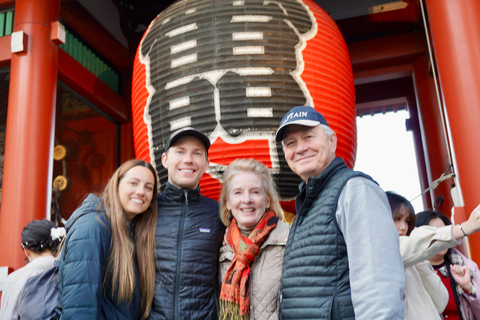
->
(58, 194), (141, 320)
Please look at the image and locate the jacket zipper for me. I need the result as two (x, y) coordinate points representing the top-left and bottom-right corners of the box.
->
(288, 186), (307, 242)
(174, 190), (188, 319)
(279, 186), (306, 317)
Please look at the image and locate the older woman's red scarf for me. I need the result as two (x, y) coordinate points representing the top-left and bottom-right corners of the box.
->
(219, 210), (278, 320)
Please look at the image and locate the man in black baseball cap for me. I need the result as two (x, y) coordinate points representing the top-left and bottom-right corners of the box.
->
(164, 127), (211, 154)
(162, 127), (210, 189)
(276, 106), (405, 320)
(151, 126), (225, 320)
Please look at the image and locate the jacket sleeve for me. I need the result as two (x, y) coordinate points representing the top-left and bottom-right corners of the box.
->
(59, 212), (111, 320)
(0, 270), (23, 320)
(415, 261), (449, 313)
(400, 225), (461, 269)
(336, 177), (405, 320)
(459, 251), (480, 318)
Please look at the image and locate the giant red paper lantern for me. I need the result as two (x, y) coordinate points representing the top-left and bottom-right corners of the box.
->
(132, 0), (356, 210)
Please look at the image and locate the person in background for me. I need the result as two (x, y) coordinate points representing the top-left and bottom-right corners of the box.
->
(58, 159), (158, 320)
(275, 106), (405, 319)
(218, 158), (289, 320)
(149, 127), (225, 320)
(0, 219), (65, 320)
(387, 191), (449, 319)
(416, 209), (480, 320)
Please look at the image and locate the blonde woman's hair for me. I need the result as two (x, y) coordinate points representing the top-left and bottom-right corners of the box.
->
(101, 159), (158, 320)
(219, 158), (284, 226)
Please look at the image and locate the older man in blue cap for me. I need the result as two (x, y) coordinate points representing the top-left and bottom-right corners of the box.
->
(276, 106), (405, 320)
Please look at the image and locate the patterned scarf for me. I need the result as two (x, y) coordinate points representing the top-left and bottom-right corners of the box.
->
(219, 210), (278, 320)
(448, 248), (476, 278)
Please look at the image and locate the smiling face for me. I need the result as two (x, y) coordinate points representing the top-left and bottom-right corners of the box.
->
(118, 165), (155, 220)
(162, 135), (209, 190)
(227, 171), (271, 230)
(282, 124), (337, 182)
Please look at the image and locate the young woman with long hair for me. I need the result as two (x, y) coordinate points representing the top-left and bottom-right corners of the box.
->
(58, 159), (158, 320)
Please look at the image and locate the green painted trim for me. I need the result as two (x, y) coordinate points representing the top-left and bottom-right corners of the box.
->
(5, 11), (13, 35)
(0, 9), (14, 37)
(59, 26), (120, 93)
(0, 13), (5, 37)
(0, 9), (120, 94)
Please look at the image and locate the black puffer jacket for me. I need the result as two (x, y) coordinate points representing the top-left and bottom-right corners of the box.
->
(148, 182), (225, 320)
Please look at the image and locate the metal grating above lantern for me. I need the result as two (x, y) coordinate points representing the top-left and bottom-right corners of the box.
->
(132, 0), (356, 207)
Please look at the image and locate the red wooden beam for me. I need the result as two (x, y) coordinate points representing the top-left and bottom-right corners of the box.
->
(349, 32), (427, 74)
(0, 0), (14, 8)
(0, 35), (11, 67)
(337, 0), (421, 40)
(426, 0), (480, 262)
(353, 63), (413, 85)
(58, 49), (130, 124)
(0, 0), (60, 271)
(412, 55), (455, 215)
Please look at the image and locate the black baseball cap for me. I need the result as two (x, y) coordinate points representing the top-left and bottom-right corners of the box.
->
(275, 106), (329, 142)
(165, 127), (211, 153)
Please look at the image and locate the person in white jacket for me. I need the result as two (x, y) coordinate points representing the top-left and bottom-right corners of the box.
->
(386, 192), (480, 320)
(0, 220), (65, 320)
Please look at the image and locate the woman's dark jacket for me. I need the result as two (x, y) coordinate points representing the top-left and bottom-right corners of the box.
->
(148, 182), (225, 320)
(58, 194), (141, 320)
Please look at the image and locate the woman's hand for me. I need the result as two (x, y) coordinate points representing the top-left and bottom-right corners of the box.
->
(450, 264), (473, 294)
(454, 204), (480, 238)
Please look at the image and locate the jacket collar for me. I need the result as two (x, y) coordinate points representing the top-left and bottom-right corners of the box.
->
(219, 219), (289, 261)
(298, 157), (347, 196)
(261, 219), (289, 248)
(66, 194), (102, 232)
(295, 157), (347, 214)
(163, 181), (202, 203)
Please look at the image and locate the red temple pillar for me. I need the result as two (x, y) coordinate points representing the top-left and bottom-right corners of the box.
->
(412, 55), (455, 216)
(0, 0), (60, 270)
(425, 0), (480, 261)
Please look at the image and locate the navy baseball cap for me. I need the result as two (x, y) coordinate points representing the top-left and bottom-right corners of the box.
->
(165, 127), (211, 153)
(275, 106), (329, 142)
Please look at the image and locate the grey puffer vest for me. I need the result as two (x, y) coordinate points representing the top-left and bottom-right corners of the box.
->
(279, 158), (372, 320)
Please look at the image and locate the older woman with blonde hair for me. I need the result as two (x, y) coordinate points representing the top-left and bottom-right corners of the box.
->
(219, 158), (289, 320)
(58, 159), (158, 320)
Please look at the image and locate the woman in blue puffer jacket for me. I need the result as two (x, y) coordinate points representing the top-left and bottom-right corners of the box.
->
(58, 159), (158, 320)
